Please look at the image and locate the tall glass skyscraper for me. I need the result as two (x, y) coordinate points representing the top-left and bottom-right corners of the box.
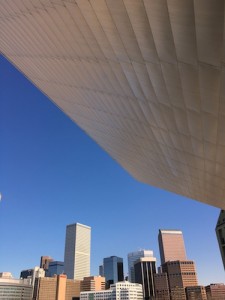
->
(103, 256), (124, 288)
(64, 223), (91, 280)
(127, 250), (154, 283)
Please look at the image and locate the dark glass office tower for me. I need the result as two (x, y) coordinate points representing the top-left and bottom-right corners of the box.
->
(46, 261), (64, 277)
(134, 257), (156, 300)
(103, 256), (124, 288)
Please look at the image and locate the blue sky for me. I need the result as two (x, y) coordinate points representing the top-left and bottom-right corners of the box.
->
(0, 55), (224, 285)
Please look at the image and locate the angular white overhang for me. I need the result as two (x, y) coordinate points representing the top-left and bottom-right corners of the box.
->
(1, 0), (225, 208)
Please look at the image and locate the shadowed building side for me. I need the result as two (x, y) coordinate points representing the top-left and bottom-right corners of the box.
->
(216, 210), (225, 269)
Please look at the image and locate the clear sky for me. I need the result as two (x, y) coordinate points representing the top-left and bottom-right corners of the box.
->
(0, 55), (224, 285)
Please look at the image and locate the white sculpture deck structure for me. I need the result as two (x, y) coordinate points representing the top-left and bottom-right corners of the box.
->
(1, 0), (225, 208)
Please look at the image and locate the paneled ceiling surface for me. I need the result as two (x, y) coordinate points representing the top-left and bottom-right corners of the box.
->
(1, 0), (225, 208)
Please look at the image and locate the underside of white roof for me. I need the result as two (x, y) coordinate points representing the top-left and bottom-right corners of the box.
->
(1, 0), (225, 208)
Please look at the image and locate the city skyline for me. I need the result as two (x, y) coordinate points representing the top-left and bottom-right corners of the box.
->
(0, 55), (224, 285)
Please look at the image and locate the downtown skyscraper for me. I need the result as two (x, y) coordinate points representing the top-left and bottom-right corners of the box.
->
(134, 256), (157, 300)
(127, 250), (154, 283)
(103, 256), (124, 288)
(64, 223), (91, 280)
(158, 229), (187, 264)
(157, 229), (198, 299)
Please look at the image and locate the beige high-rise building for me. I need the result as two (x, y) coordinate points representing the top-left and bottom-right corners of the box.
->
(158, 230), (187, 264)
(33, 274), (80, 300)
(162, 261), (198, 289)
(80, 276), (105, 292)
(64, 223), (91, 280)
